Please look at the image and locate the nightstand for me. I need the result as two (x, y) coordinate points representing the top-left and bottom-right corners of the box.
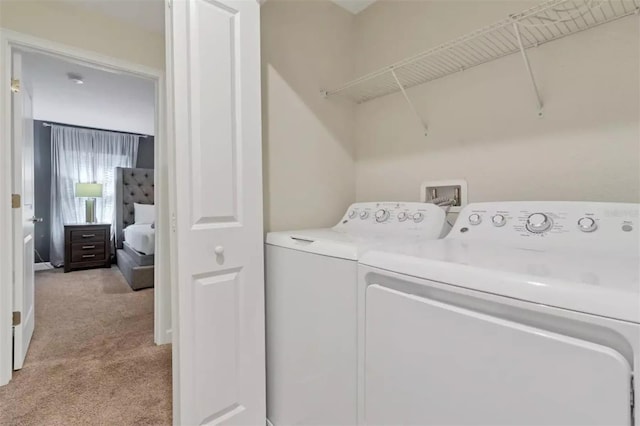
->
(64, 224), (111, 273)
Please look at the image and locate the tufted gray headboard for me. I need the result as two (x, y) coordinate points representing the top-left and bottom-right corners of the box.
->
(115, 167), (154, 249)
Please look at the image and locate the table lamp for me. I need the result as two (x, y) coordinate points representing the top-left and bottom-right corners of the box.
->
(75, 182), (103, 223)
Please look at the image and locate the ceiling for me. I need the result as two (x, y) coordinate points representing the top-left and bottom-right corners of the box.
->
(23, 51), (156, 135)
(331, 0), (377, 14)
(68, 0), (165, 34)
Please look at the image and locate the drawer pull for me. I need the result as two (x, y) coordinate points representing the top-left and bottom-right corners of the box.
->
(82, 245), (96, 249)
(82, 234), (96, 238)
(82, 254), (96, 259)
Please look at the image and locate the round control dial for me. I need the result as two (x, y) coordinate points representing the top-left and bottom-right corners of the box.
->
(375, 209), (390, 223)
(468, 214), (482, 225)
(491, 214), (507, 227)
(526, 213), (553, 233)
(348, 210), (357, 219)
(397, 212), (408, 222)
(577, 217), (597, 233)
(359, 211), (369, 220)
(413, 212), (424, 223)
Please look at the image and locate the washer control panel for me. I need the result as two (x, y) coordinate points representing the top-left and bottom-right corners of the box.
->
(336, 202), (449, 237)
(450, 202), (639, 254)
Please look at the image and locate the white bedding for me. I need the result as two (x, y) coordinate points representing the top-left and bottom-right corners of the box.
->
(123, 224), (156, 255)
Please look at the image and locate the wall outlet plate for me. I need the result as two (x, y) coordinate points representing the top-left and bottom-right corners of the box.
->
(420, 179), (468, 213)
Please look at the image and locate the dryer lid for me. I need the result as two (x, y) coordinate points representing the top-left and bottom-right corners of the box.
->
(360, 239), (640, 323)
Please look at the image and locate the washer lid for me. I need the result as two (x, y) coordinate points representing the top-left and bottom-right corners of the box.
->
(266, 228), (362, 260)
(360, 239), (640, 323)
(266, 228), (434, 261)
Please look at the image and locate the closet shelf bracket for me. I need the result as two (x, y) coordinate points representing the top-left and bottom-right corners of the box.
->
(513, 22), (544, 118)
(391, 68), (429, 136)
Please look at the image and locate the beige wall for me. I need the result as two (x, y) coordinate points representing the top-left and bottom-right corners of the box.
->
(261, 0), (356, 232)
(0, 1), (164, 70)
(353, 1), (640, 206)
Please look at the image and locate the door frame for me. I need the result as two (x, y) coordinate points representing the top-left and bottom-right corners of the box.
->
(0, 28), (173, 386)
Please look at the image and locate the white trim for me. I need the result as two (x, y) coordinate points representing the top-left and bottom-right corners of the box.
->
(154, 46), (172, 345)
(34, 263), (53, 272)
(0, 30), (13, 387)
(164, 1), (181, 420)
(0, 28), (172, 386)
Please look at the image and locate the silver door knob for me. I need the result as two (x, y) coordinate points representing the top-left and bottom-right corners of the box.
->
(214, 246), (224, 255)
(30, 216), (43, 223)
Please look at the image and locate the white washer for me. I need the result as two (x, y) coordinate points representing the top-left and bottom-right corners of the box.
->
(358, 201), (639, 426)
(265, 202), (449, 426)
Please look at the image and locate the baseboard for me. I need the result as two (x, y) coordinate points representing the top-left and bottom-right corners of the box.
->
(155, 328), (172, 346)
(34, 262), (54, 271)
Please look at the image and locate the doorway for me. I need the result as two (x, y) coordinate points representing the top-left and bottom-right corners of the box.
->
(0, 31), (172, 423)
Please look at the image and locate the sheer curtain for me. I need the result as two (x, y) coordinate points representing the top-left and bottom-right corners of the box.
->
(50, 125), (139, 267)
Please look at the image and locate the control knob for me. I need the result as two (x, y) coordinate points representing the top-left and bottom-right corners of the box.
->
(413, 212), (424, 223)
(348, 210), (357, 219)
(359, 211), (369, 220)
(491, 214), (507, 227)
(526, 213), (553, 233)
(468, 214), (482, 225)
(397, 212), (408, 222)
(577, 217), (597, 233)
(375, 209), (390, 223)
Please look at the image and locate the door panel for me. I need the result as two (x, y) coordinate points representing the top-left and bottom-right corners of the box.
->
(189, 0), (239, 224)
(12, 52), (35, 370)
(168, 0), (265, 424)
(193, 269), (242, 423)
(365, 284), (632, 426)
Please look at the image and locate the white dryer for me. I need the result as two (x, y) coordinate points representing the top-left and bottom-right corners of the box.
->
(358, 201), (639, 426)
(265, 202), (449, 426)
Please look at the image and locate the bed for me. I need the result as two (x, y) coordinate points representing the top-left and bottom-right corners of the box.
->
(124, 224), (155, 255)
(114, 167), (155, 290)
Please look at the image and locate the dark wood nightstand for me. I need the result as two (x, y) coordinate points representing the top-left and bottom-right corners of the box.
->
(64, 224), (111, 273)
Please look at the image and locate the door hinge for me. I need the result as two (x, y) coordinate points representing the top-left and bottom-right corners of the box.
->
(12, 311), (21, 326)
(11, 194), (20, 208)
(11, 79), (20, 93)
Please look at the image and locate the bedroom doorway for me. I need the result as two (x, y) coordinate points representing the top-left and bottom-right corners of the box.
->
(0, 31), (172, 424)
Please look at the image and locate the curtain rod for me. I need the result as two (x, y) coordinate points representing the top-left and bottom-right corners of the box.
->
(41, 122), (149, 139)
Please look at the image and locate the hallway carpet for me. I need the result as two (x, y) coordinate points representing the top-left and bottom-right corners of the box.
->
(0, 267), (172, 425)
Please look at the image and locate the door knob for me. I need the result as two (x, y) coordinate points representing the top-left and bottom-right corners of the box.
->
(214, 246), (224, 255)
(30, 217), (43, 223)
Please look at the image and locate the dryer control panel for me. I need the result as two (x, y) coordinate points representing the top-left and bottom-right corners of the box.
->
(449, 202), (639, 255)
(335, 202), (449, 238)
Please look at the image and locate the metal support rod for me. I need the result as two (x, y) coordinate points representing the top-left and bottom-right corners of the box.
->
(390, 69), (429, 136)
(513, 22), (544, 117)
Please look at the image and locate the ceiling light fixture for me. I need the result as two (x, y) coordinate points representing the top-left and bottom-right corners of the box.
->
(67, 72), (84, 85)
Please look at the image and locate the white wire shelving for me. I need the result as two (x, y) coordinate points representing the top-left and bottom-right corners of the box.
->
(323, 0), (640, 134)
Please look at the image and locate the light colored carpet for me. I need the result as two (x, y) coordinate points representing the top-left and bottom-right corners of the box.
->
(0, 266), (172, 425)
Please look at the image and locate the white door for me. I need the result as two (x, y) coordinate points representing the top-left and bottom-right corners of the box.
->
(167, 0), (266, 424)
(365, 283), (632, 426)
(11, 52), (36, 371)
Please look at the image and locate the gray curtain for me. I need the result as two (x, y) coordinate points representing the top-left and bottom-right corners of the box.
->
(50, 125), (139, 267)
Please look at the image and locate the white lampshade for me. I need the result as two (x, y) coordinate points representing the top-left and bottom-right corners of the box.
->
(75, 183), (103, 198)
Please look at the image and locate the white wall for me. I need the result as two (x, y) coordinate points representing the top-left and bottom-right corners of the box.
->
(353, 1), (640, 205)
(0, 0), (164, 70)
(261, 0), (356, 232)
